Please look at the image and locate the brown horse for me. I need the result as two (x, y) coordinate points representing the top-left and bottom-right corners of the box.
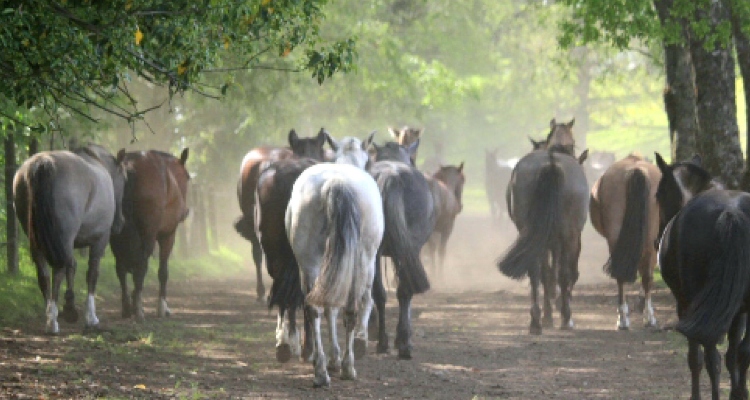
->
(110, 149), (190, 322)
(234, 129), (329, 302)
(424, 163), (465, 278)
(389, 126), (422, 165)
(529, 118), (577, 156)
(589, 154), (662, 330)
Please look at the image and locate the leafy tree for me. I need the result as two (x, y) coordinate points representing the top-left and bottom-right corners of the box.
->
(0, 0), (356, 132)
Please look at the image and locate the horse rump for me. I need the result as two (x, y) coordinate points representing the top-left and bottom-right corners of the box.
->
(380, 176), (431, 295)
(677, 209), (750, 345)
(497, 156), (562, 279)
(306, 180), (361, 308)
(27, 157), (72, 267)
(605, 168), (648, 282)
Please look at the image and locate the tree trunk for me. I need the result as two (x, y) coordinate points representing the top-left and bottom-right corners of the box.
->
(733, 9), (750, 188)
(206, 186), (219, 251)
(653, 0), (699, 162)
(573, 47), (591, 152)
(688, 0), (744, 188)
(190, 183), (209, 256)
(29, 137), (38, 156)
(5, 131), (18, 275)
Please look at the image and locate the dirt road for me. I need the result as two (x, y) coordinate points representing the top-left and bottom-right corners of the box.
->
(0, 214), (714, 399)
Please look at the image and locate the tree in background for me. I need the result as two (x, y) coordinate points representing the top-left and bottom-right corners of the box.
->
(559, 0), (750, 188)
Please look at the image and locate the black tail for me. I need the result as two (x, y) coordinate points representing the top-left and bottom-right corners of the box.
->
(605, 169), (648, 282)
(306, 181), (360, 308)
(677, 210), (750, 344)
(382, 177), (431, 295)
(268, 257), (305, 311)
(28, 158), (71, 267)
(234, 215), (255, 241)
(497, 157), (562, 279)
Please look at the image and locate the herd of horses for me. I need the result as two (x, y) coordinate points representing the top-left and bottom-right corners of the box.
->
(11, 118), (750, 398)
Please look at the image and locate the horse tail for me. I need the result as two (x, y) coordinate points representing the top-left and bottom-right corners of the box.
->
(269, 257), (305, 311)
(606, 168), (648, 282)
(381, 177), (431, 295)
(497, 156), (562, 279)
(677, 210), (750, 344)
(306, 180), (361, 308)
(28, 157), (71, 267)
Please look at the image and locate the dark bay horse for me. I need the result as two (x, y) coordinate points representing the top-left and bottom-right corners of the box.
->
(13, 144), (126, 333)
(589, 154), (662, 330)
(498, 148), (589, 334)
(110, 149), (190, 322)
(484, 149), (516, 226)
(256, 157), (318, 363)
(286, 134), (383, 387)
(234, 129), (329, 302)
(368, 139), (435, 359)
(424, 163), (465, 278)
(654, 153), (750, 400)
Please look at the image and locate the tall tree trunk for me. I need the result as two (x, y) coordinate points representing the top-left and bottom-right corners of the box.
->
(733, 9), (750, 188)
(206, 186), (219, 251)
(653, 0), (699, 162)
(688, 0), (744, 188)
(5, 131), (18, 275)
(573, 47), (591, 152)
(29, 136), (38, 156)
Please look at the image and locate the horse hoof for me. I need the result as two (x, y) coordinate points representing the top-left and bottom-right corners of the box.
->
(312, 375), (331, 388)
(276, 344), (292, 363)
(398, 348), (412, 360)
(61, 307), (79, 324)
(560, 321), (575, 331)
(341, 367), (357, 381)
(327, 362), (341, 374)
(354, 338), (367, 360)
(529, 323), (542, 335)
(256, 295), (266, 304)
(121, 310), (132, 319)
(376, 341), (389, 354)
(302, 345), (313, 362)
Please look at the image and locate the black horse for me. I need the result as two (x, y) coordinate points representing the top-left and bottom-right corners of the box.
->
(497, 131), (589, 334)
(655, 153), (750, 400)
(368, 139), (435, 359)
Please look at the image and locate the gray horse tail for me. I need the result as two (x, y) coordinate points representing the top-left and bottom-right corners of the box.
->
(606, 168), (648, 282)
(382, 177), (431, 295)
(28, 157), (72, 267)
(497, 156), (562, 279)
(677, 210), (750, 345)
(306, 180), (361, 308)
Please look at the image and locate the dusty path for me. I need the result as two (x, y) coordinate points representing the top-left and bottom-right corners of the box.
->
(0, 214), (718, 399)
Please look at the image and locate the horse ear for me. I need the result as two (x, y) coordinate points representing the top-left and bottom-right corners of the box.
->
(288, 129), (299, 147)
(458, 161), (464, 173)
(577, 149), (589, 165)
(325, 132), (339, 152)
(316, 128), (327, 147)
(567, 118), (575, 128)
(407, 138), (421, 156)
(362, 130), (376, 151)
(116, 148), (126, 164)
(654, 152), (668, 172)
(549, 118), (557, 130)
(690, 154), (702, 167)
(414, 128), (423, 139)
(179, 148), (189, 165)
(388, 126), (400, 140)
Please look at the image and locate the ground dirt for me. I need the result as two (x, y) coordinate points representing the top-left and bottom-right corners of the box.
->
(0, 214), (720, 399)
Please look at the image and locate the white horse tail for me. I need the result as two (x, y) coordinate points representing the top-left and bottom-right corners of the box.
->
(306, 179), (361, 308)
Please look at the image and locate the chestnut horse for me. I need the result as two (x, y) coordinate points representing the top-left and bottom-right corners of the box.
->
(234, 129), (329, 302)
(424, 163), (465, 278)
(589, 154), (662, 330)
(110, 149), (190, 322)
(13, 144), (126, 333)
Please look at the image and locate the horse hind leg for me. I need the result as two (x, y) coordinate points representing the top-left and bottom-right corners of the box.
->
(528, 269), (543, 335)
(60, 258), (79, 324)
(727, 313), (746, 399)
(616, 280), (630, 330)
(688, 339), (705, 400)
(115, 259), (132, 319)
(157, 233), (176, 318)
(249, 226), (266, 302)
(354, 285), (374, 360)
(734, 313), (750, 399)
(83, 238), (108, 329)
(704, 342), (722, 400)
(639, 255), (657, 328)
(310, 306), (330, 388)
(325, 307), (342, 373)
(46, 267), (67, 334)
(372, 257), (389, 354)
(541, 256), (554, 328)
(558, 236), (581, 330)
(341, 307), (358, 380)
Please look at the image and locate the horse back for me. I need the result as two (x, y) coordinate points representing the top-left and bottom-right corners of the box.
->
(238, 147), (293, 215)
(593, 156), (661, 244)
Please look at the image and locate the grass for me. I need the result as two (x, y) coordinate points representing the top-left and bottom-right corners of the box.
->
(0, 243), (246, 329)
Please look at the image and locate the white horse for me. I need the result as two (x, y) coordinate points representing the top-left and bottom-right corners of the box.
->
(286, 133), (384, 387)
